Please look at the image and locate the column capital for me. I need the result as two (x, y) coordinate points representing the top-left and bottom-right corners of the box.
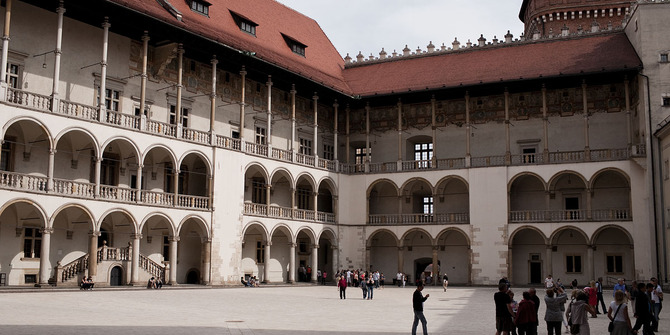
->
(211, 55), (218, 65)
(201, 237), (212, 243)
(312, 92), (319, 101)
(333, 100), (339, 109)
(266, 75), (273, 86)
(49, 149), (57, 155)
(265, 241), (272, 247)
(131, 233), (143, 240)
(40, 227), (55, 234)
(290, 84), (296, 95)
(141, 31), (150, 42)
(289, 242), (297, 248)
(177, 43), (184, 53)
(101, 17), (111, 29)
(89, 230), (101, 237)
(169, 236), (180, 242)
(312, 244), (319, 250)
(240, 65), (247, 76)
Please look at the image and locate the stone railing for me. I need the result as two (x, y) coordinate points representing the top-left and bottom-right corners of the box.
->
(471, 155), (507, 167)
(268, 205), (293, 219)
(98, 244), (130, 261)
(272, 147), (293, 162)
(105, 110), (140, 129)
(368, 213), (469, 225)
(509, 209), (631, 222)
(99, 185), (137, 202)
(318, 158), (337, 171)
(0, 171), (48, 193)
(6, 88), (51, 112)
(296, 153), (315, 166)
(182, 127), (210, 144)
(244, 142), (269, 157)
(177, 194), (210, 209)
(142, 190), (175, 207)
(146, 119), (177, 137)
(436, 158), (466, 169)
(369, 162), (397, 173)
(139, 254), (166, 281)
(244, 202), (268, 216)
(217, 135), (242, 150)
(52, 178), (95, 198)
(245, 203), (334, 223)
(60, 99), (98, 121)
(402, 160), (432, 171)
(56, 253), (89, 283)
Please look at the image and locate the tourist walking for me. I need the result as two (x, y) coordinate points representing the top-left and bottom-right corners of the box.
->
(338, 274), (347, 299)
(607, 290), (633, 335)
(650, 277), (663, 332)
(412, 283), (429, 335)
(596, 277), (607, 314)
(544, 286), (567, 335)
(632, 282), (653, 335)
(566, 290), (597, 335)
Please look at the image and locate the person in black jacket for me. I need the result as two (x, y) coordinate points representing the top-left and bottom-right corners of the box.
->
(412, 283), (430, 335)
(633, 282), (653, 335)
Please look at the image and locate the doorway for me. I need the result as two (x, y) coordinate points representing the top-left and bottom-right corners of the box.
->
(110, 266), (123, 286)
(565, 196), (579, 220)
(186, 270), (199, 284)
(414, 257), (432, 286)
(529, 261), (542, 284)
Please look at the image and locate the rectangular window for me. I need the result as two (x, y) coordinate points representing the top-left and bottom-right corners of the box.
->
(231, 130), (240, 139)
(283, 34), (307, 57)
(663, 97), (670, 107)
(299, 138), (312, 155)
(606, 255), (623, 274)
(661, 53), (669, 63)
(1, 137), (14, 171)
(162, 235), (170, 261)
(240, 20), (256, 36)
(296, 187), (310, 210)
(522, 147), (537, 164)
(414, 143), (433, 168)
(190, 0), (209, 15)
(105, 89), (120, 112)
(422, 196), (434, 214)
(251, 178), (266, 204)
(256, 241), (265, 263)
(355, 147), (370, 165)
(23, 228), (42, 259)
(6, 62), (20, 89)
(169, 105), (189, 127)
(323, 144), (334, 160)
(255, 127), (266, 145)
(566, 254), (582, 273)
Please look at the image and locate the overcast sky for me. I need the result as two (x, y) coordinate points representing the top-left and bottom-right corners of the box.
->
(276, 0), (526, 59)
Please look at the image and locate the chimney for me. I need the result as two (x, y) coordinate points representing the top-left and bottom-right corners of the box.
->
(452, 38), (460, 50)
(344, 53), (352, 64)
(478, 34), (486, 47)
(368, 53), (375, 61)
(402, 45), (411, 56)
(561, 24), (570, 37)
(440, 43), (447, 51)
(415, 46), (422, 54)
(379, 48), (387, 59)
(504, 30), (513, 43)
(492, 36), (498, 44)
(392, 49), (398, 57)
(427, 41), (435, 53)
(591, 20), (599, 33)
(533, 29), (541, 40)
(356, 51), (364, 62)
(466, 39), (472, 48)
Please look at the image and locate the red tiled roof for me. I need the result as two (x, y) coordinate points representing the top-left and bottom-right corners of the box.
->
(342, 33), (641, 97)
(108, 0), (352, 94)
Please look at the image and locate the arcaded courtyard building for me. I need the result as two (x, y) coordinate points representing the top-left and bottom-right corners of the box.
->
(0, 0), (668, 287)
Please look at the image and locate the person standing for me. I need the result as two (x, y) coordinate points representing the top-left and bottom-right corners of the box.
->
(367, 275), (375, 300)
(596, 277), (607, 314)
(321, 270), (327, 285)
(584, 280), (598, 317)
(495, 283), (514, 335)
(544, 287), (568, 335)
(613, 278), (627, 298)
(528, 287), (541, 328)
(545, 274), (554, 289)
(608, 290), (633, 335)
(632, 282), (653, 335)
(516, 291), (538, 335)
(566, 290), (597, 335)
(442, 273), (449, 292)
(412, 283), (430, 335)
(337, 274), (347, 299)
(650, 277), (663, 332)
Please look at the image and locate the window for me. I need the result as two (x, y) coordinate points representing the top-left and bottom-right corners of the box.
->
(231, 130), (240, 139)
(299, 138), (312, 155)
(355, 147), (370, 165)
(256, 241), (265, 263)
(169, 105), (189, 127)
(189, 0), (210, 16)
(230, 11), (257, 36)
(1, 136), (15, 171)
(255, 127), (266, 145)
(105, 89), (121, 112)
(522, 147), (536, 164)
(282, 34), (307, 57)
(296, 187), (311, 209)
(566, 254), (582, 273)
(162, 235), (170, 261)
(23, 228), (42, 259)
(165, 163), (186, 193)
(663, 97), (670, 107)
(6, 62), (20, 89)
(606, 254), (623, 274)
(422, 196), (434, 214)
(323, 144), (334, 160)
(661, 53), (669, 63)
(24, 274), (37, 284)
(414, 143), (433, 168)
(251, 178), (266, 204)
(134, 105), (150, 118)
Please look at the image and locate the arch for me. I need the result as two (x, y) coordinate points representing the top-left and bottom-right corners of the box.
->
(141, 143), (178, 167)
(244, 162), (269, 182)
(317, 176), (338, 197)
(2, 116), (54, 149)
(178, 149), (213, 175)
(176, 214), (210, 239)
(547, 170), (588, 191)
(508, 172), (548, 192)
(367, 228), (400, 247)
(590, 224), (634, 246)
(108, 263), (125, 286)
(242, 221), (270, 241)
(508, 225), (549, 245)
(400, 227), (434, 246)
(316, 227), (338, 244)
(0, 198), (49, 228)
(435, 227), (472, 247)
(97, 208), (139, 233)
(49, 203), (96, 231)
(366, 178), (400, 198)
(435, 175), (469, 192)
(270, 167), (294, 189)
(399, 177), (435, 195)
(53, 127), (101, 158)
(589, 167), (631, 189)
(294, 225), (316, 244)
(549, 225), (589, 245)
(100, 136), (141, 161)
(270, 223), (295, 242)
(138, 212), (177, 237)
(295, 172), (317, 191)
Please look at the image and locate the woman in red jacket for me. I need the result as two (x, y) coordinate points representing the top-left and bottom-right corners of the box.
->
(515, 291), (538, 335)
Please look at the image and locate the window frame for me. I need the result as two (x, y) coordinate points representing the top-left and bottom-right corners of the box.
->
(230, 11), (258, 37)
(282, 34), (307, 57)
(413, 142), (433, 168)
(299, 138), (312, 155)
(189, 0), (210, 16)
(606, 254), (624, 274)
(323, 144), (334, 160)
(296, 187), (311, 210)
(565, 254), (582, 274)
(23, 227), (42, 259)
(255, 126), (266, 145)
(5, 50), (27, 89)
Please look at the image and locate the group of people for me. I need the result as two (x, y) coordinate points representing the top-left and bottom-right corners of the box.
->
(335, 269), (384, 300)
(495, 275), (664, 335)
(240, 276), (259, 287)
(80, 276), (94, 290)
(146, 276), (163, 289)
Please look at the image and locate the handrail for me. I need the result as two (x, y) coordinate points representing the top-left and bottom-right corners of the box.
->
(139, 253), (166, 281)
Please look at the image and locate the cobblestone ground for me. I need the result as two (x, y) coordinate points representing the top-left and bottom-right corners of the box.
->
(0, 285), (667, 335)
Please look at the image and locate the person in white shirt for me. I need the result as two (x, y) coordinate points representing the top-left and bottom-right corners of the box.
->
(545, 274), (554, 289)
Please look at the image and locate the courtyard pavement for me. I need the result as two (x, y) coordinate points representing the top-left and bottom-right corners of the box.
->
(0, 284), (667, 334)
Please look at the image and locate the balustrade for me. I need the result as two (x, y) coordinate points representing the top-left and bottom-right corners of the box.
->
(139, 254), (166, 281)
(296, 153), (315, 166)
(271, 148), (293, 162)
(142, 190), (175, 207)
(369, 162), (397, 173)
(244, 142), (269, 157)
(6, 88), (51, 111)
(99, 185), (137, 202)
(268, 205), (292, 219)
(60, 99), (98, 121)
(0, 171), (48, 192)
(182, 127), (210, 144)
(105, 110), (140, 129)
(509, 209), (631, 222)
(53, 178), (95, 198)
(177, 194), (210, 209)
(244, 202), (268, 216)
(146, 119), (177, 137)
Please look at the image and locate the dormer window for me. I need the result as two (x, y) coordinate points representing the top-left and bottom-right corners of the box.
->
(282, 34), (306, 57)
(230, 12), (257, 36)
(189, 0), (210, 16)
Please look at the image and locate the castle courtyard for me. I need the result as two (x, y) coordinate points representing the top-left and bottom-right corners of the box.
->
(0, 285), (665, 334)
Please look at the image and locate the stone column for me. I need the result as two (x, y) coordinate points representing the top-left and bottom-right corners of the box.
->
(331, 245), (339, 280)
(201, 238), (211, 285)
(398, 246), (404, 273)
(263, 241), (271, 283)
(38, 227), (54, 285)
(136, 164), (143, 203)
(168, 236), (179, 285)
(209, 56), (218, 134)
(507, 246), (513, 283)
(98, 17), (110, 122)
(586, 188), (592, 219)
(504, 89), (511, 164)
(542, 84), (549, 161)
(88, 231), (100, 280)
(333, 100), (339, 162)
(313, 191), (318, 220)
(175, 44), (184, 138)
(312, 93), (319, 162)
(397, 99), (403, 162)
(311, 244), (319, 283)
(266, 76), (273, 147)
(545, 245), (553, 279)
(266, 184), (271, 209)
(465, 92), (471, 167)
(432, 246), (439, 286)
(51, 1), (65, 112)
(290, 84), (296, 153)
(47, 149), (55, 192)
(587, 245), (595, 281)
(239, 66), (247, 139)
(431, 96), (437, 165)
(131, 233), (141, 285)
(0, 0), (12, 94)
(173, 167), (179, 206)
(139, 32), (150, 124)
(624, 77), (632, 148)
(365, 247), (371, 272)
(288, 242), (296, 283)
(94, 157), (101, 197)
(345, 105), (350, 164)
(582, 81), (590, 160)
(290, 188), (296, 217)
